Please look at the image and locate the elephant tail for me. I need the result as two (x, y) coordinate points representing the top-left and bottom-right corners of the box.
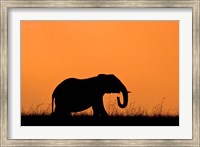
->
(52, 95), (55, 114)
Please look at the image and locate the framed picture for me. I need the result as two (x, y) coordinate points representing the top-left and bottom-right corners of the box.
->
(0, 0), (199, 146)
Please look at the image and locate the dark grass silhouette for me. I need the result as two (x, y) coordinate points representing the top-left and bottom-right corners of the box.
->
(21, 100), (179, 126)
(21, 114), (179, 126)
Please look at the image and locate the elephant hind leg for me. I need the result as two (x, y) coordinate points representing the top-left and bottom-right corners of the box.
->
(54, 106), (71, 118)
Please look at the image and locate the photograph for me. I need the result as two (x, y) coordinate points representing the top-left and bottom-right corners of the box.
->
(1, 0), (199, 146)
(21, 21), (179, 126)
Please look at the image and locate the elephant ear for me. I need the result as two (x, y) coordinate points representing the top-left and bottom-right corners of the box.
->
(97, 74), (117, 93)
(97, 74), (106, 85)
(97, 74), (111, 92)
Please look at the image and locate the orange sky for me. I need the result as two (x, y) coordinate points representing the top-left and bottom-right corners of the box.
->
(21, 21), (179, 115)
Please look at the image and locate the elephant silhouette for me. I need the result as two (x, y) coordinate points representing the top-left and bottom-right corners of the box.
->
(52, 74), (130, 118)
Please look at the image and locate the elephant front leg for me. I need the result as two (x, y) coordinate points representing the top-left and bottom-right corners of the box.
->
(92, 98), (108, 117)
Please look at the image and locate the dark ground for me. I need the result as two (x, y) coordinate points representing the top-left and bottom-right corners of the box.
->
(21, 115), (179, 126)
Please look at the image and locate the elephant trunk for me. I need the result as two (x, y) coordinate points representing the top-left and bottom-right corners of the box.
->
(117, 85), (129, 108)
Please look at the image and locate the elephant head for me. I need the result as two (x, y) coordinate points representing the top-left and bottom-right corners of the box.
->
(97, 74), (130, 108)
